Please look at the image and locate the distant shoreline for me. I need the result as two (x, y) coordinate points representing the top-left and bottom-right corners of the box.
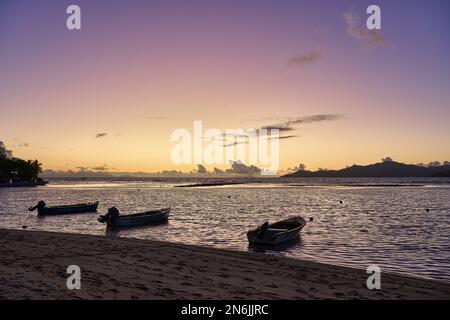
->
(1, 228), (449, 300)
(0, 180), (48, 188)
(34, 177), (450, 188)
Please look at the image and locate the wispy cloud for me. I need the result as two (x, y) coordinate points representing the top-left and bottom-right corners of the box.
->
(219, 133), (299, 147)
(220, 141), (248, 147)
(215, 133), (252, 147)
(262, 114), (342, 132)
(10, 138), (30, 147)
(290, 114), (342, 124)
(214, 114), (340, 147)
(260, 124), (295, 132)
(214, 133), (250, 140)
(273, 135), (299, 140)
(343, 11), (387, 47)
(92, 164), (112, 171)
(289, 51), (321, 67)
(95, 133), (107, 138)
(74, 164), (113, 172)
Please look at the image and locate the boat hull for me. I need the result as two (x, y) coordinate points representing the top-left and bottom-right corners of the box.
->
(38, 202), (99, 216)
(247, 228), (300, 245)
(247, 217), (306, 246)
(107, 208), (170, 229)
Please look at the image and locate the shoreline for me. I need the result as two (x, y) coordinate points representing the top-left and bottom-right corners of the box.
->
(1, 228), (449, 300)
(0, 181), (48, 188)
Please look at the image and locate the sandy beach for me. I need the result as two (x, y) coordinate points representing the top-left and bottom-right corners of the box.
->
(0, 228), (449, 300)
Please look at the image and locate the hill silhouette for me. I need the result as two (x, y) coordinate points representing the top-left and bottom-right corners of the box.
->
(283, 161), (450, 178)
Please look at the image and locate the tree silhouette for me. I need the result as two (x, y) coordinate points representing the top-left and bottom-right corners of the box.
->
(0, 154), (42, 182)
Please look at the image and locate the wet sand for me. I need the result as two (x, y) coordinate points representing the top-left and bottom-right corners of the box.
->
(1, 228), (449, 300)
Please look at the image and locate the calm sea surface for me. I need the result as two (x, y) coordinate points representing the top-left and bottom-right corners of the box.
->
(1, 178), (449, 281)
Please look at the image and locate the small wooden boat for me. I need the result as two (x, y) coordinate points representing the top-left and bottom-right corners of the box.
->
(98, 207), (170, 229)
(28, 200), (99, 216)
(247, 216), (306, 246)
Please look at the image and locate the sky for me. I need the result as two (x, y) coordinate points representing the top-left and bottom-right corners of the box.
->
(1, 0), (449, 172)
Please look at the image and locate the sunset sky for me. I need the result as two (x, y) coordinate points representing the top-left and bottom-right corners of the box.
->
(1, 0), (449, 172)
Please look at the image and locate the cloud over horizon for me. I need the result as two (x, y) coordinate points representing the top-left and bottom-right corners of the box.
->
(289, 51), (321, 67)
(214, 114), (339, 146)
(273, 135), (299, 140)
(343, 11), (387, 47)
(92, 164), (112, 171)
(261, 114), (342, 132)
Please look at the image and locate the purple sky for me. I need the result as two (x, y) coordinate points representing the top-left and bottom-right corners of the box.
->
(1, 0), (449, 171)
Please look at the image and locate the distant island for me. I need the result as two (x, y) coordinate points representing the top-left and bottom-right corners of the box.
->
(283, 159), (450, 178)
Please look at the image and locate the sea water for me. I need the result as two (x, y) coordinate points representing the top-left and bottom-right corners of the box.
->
(1, 177), (449, 281)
